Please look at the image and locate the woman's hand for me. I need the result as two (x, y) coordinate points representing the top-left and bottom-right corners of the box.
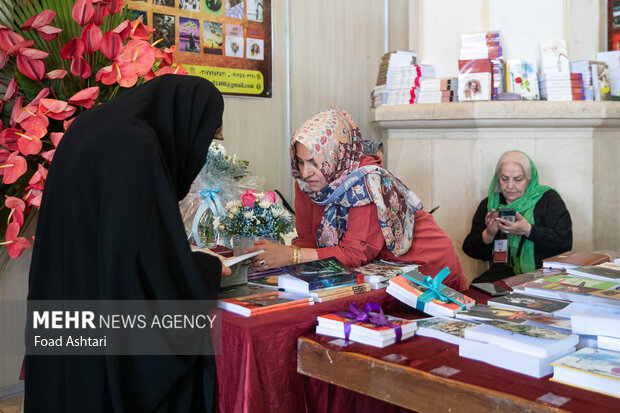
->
(482, 209), (500, 244)
(193, 247), (232, 276)
(245, 239), (293, 270)
(497, 212), (532, 237)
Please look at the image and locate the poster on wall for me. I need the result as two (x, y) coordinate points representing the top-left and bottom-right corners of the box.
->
(125, 0), (272, 97)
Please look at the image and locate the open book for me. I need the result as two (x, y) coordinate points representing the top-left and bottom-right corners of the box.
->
(224, 250), (264, 267)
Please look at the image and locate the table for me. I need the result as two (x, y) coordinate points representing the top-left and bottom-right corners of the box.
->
(216, 286), (620, 413)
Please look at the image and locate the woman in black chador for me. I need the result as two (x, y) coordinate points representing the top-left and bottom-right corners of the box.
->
(25, 75), (225, 412)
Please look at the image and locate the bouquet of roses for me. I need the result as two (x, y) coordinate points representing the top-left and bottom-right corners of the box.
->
(215, 190), (293, 240)
(0, 0), (186, 259)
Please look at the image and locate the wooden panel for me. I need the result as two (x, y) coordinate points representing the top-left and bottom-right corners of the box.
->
(297, 336), (566, 413)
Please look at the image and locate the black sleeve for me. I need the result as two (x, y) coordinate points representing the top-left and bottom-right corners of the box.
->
(527, 190), (573, 267)
(462, 198), (494, 261)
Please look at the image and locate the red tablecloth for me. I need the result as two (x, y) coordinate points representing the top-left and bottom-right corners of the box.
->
(215, 288), (620, 413)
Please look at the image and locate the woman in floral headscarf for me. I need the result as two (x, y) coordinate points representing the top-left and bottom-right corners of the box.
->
(247, 106), (467, 291)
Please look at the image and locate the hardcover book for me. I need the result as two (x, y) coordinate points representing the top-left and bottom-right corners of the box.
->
(416, 317), (478, 345)
(551, 348), (620, 398)
(543, 250), (610, 269)
(386, 271), (475, 317)
(487, 293), (571, 315)
(217, 290), (313, 317)
(278, 257), (364, 294)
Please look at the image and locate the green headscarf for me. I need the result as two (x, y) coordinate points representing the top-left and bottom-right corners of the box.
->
(487, 152), (553, 274)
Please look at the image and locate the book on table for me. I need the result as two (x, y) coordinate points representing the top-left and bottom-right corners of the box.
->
(415, 317), (479, 345)
(570, 306), (620, 338)
(311, 282), (371, 303)
(246, 272), (283, 290)
(455, 304), (572, 333)
(459, 337), (575, 379)
(521, 274), (620, 305)
(278, 257), (364, 294)
(503, 268), (566, 289)
(315, 313), (417, 348)
(218, 283), (274, 300)
(566, 264), (620, 282)
(217, 290), (313, 317)
(598, 335), (620, 352)
(551, 348), (620, 399)
(386, 270), (475, 317)
(487, 292), (571, 315)
(463, 321), (579, 358)
(542, 250), (610, 269)
(352, 261), (420, 284)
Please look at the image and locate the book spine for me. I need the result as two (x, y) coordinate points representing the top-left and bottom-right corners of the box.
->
(312, 282), (370, 298)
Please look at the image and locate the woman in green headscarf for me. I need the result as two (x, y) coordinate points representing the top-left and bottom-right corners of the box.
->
(463, 150), (573, 282)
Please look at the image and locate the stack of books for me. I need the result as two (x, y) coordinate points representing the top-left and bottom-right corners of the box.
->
(569, 60), (610, 101)
(457, 59), (493, 102)
(542, 250), (610, 270)
(458, 31), (502, 101)
(278, 257), (370, 302)
(384, 64), (436, 105)
(459, 321), (579, 378)
(596, 50), (620, 97)
(315, 312), (417, 348)
(353, 261), (419, 289)
(415, 77), (458, 104)
(455, 303), (572, 333)
(505, 59), (540, 100)
(372, 50), (418, 107)
(539, 72), (585, 101)
(386, 270), (475, 317)
(566, 262), (620, 282)
(551, 348), (620, 398)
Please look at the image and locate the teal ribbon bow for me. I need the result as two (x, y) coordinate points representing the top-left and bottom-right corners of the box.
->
(192, 189), (223, 248)
(402, 267), (466, 312)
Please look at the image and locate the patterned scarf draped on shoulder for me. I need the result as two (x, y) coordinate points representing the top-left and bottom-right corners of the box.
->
(289, 106), (423, 256)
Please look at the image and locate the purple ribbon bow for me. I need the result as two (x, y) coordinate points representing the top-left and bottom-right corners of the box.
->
(336, 302), (402, 343)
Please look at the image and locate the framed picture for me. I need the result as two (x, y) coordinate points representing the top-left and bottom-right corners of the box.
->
(608, 0), (620, 50)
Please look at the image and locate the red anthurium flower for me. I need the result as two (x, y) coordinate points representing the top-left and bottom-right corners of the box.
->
(24, 189), (43, 209)
(0, 50), (8, 70)
(16, 51), (46, 81)
(16, 131), (43, 156)
(10, 96), (23, 127)
(129, 16), (155, 40)
(39, 99), (76, 120)
(0, 152), (28, 184)
(113, 20), (132, 42)
(36, 25), (63, 41)
(5, 77), (18, 101)
(41, 149), (55, 164)
(0, 128), (20, 151)
(5, 196), (26, 226)
(0, 149), (10, 164)
(81, 23), (102, 54)
(100, 31), (122, 60)
(71, 55), (91, 78)
(92, 3), (110, 26)
(118, 40), (155, 77)
(50, 132), (63, 147)
(20, 111), (49, 140)
(98, 61), (138, 87)
(154, 45), (175, 67)
(19, 47), (49, 60)
(27, 88), (51, 108)
(45, 69), (67, 79)
(72, 0), (95, 26)
(60, 37), (85, 60)
(27, 164), (48, 191)
(3, 222), (31, 258)
(106, 0), (123, 14)
(142, 70), (156, 81)
(0, 30), (27, 54)
(156, 65), (188, 76)
(63, 118), (75, 131)
(68, 86), (99, 109)
(21, 10), (56, 30)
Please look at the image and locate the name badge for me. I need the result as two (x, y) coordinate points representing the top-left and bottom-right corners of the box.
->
(493, 239), (508, 263)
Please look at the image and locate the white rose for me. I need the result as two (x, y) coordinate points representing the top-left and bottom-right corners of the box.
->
(272, 208), (283, 218)
(258, 199), (272, 209)
(230, 207), (239, 214)
(243, 211), (254, 219)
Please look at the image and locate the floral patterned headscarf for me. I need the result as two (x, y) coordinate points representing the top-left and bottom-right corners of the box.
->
(290, 106), (422, 256)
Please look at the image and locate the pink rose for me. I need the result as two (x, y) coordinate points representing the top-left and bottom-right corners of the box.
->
(241, 190), (256, 207)
(264, 191), (277, 203)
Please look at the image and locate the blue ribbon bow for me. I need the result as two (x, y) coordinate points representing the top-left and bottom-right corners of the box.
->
(335, 302), (402, 343)
(402, 267), (467, 312)
(192, 189), (224, 248)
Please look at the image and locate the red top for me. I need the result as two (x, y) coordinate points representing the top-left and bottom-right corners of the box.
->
(293, 155), (467, 291)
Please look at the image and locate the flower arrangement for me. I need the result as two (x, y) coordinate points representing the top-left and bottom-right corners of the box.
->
(205, 143), (249, 181)
(0, 0), (186, 259)
(215, 190), (293, 240)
